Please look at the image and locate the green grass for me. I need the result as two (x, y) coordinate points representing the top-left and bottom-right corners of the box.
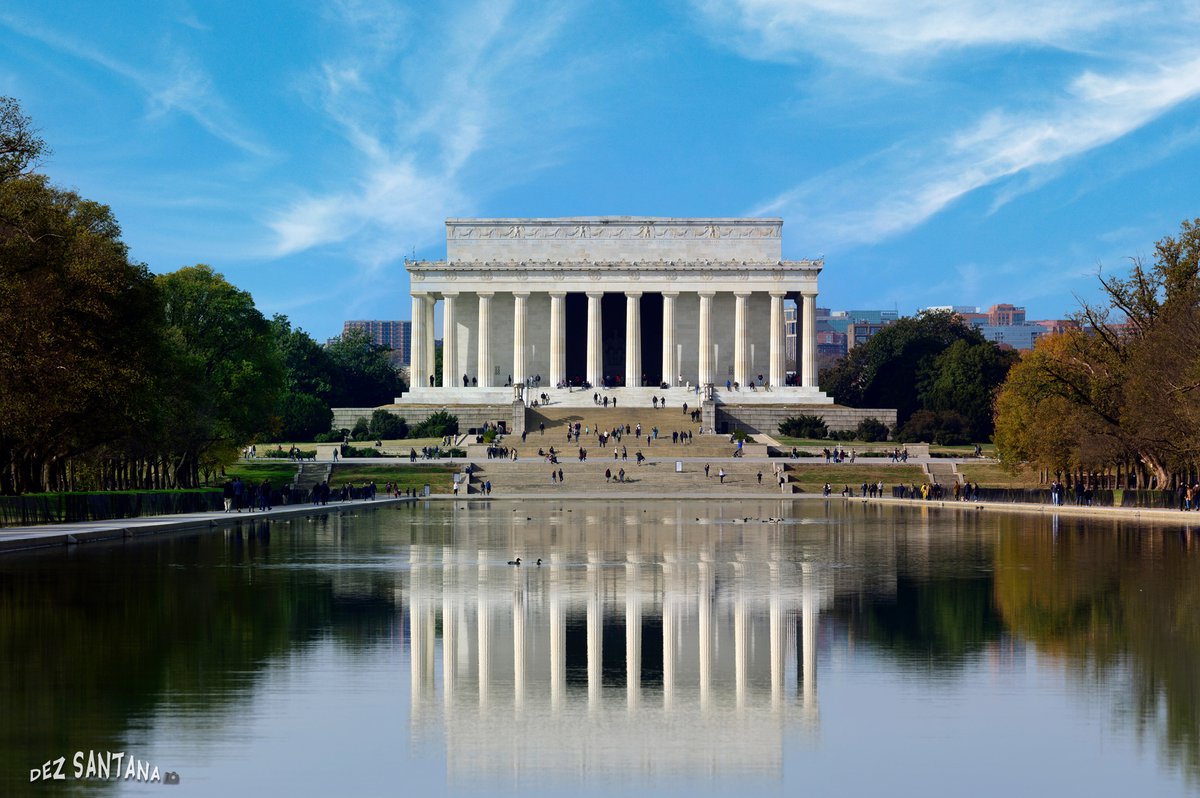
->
(214, 462), (299, 485)
(958, 462), (1040, 488)
(785, 464), (926, 493)
(929, 443), (997, 456)
(776, 437), (895, 449)
(331, 464), (457, 492)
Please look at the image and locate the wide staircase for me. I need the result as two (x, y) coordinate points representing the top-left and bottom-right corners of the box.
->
(519, 406), (763, 458)
(292, 462), (331, 495)
(465, 458), (792, 496)
(922, 460), (963, 486)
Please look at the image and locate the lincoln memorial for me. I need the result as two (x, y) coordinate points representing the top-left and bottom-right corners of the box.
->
(387, 216), (895, 433)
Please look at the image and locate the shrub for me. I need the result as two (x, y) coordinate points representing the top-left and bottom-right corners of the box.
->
(731, 429), (755, 443)
(368, 409), (408, 439)
(313, 429), (345, 443)
(855, 417), (890, 442)
(779, 415), (828, 439)
(896, 409), (971, 446)
(340, 445), (383, 458)
(350, 417), (371, 442)
(411, 410), (459, 438)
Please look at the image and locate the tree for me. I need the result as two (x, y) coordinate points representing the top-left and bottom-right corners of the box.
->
(0, 96), (47, 184)
(368, 409), (407, 439)
(326, 329), (406, 406)
(154, 265), (283, 485)
(821, 310), (1013, 438)
(779, 415), (828, 439)
(0, 175), (160, 493)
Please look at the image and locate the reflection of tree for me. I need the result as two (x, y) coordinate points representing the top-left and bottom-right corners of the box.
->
(0, 522), (398, 794)
(835, 575), (1003, 667)
(994, 521), (1200, 784)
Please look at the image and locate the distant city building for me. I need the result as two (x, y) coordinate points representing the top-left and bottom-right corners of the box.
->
(341, 320), (412, 364)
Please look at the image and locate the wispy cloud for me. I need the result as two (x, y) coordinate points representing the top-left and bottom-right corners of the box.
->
(753, 53), (1200, 245)
(695, 0), (1135, 67)
(699, 0), (1200, 248)
(0, 11), (271, 157)
(266, 0), (581, 272)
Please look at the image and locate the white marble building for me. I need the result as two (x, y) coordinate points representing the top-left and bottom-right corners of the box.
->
(400, 217), (831, 407)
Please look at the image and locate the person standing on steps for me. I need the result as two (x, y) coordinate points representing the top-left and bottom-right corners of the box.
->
(718, 468), (726, 484)
(704, 463), (710, 478)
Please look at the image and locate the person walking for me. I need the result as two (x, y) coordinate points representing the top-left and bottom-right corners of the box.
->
(718, 468), (726, 484)
(704, 463), (710, 478)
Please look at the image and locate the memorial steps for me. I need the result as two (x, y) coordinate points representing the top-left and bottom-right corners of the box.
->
(464, 460), (795, 496)
(519, 407), (760, 458)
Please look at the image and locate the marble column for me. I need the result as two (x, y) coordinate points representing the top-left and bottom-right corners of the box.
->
(698, 292), (715, 387)
(424, 296), (435, 387)
(477, 292), (493, 387)
(440, 293), (458, 388)
(625, 291), (642, 387)
(513, 292), (529, 387)
(586, 292), (603, 387)
(801, 291), (818, 388)
(769, 292), (786, 388)
(410, 293), (426, 389)
(549, 291), (566, 387)
(733, 292), (750, 386)
(661, 291), (678, 387)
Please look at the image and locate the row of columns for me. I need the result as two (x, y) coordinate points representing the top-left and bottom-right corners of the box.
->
(412, 290), (818, 389)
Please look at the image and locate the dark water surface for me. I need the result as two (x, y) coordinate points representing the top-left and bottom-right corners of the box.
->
(1, 499), (1197, 796)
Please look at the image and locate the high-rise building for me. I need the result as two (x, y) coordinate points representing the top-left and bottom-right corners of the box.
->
(342, 320), (412, 364)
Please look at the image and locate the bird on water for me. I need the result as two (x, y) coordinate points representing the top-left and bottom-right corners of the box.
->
(508, 557), (521, 566)
(536, 558), (542, 566)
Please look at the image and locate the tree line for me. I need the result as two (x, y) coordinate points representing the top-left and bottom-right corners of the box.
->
(0, 98), (403, 494)
(993, 219), (1200, 489)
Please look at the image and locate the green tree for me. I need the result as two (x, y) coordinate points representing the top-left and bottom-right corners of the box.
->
(326, 329), (406, 406)
(821, 311), (1006, 433)
(0, 174), (160, 493)
(154, 265), (283, 485)
(0, 95), (47, 184)
(368, 409), (407, 439)
(920, 339), (1019, 441)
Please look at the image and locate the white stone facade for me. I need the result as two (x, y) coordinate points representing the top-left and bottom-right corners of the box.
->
(400, 217), (831, 406)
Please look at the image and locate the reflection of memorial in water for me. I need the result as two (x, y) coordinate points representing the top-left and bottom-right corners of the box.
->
(401, 500), (844, 782)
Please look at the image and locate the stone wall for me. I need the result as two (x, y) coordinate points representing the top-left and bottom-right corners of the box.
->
(332, 405), (514, 434)
(716, 405), (897, 436)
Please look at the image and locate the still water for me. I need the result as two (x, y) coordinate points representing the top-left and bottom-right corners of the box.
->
(1, 499), (1197, 796)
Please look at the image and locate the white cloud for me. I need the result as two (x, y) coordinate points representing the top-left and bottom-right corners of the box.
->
(266, 0), (580, 269)
(695, 0), (1136, 65)
(0, 11), (271, 158)
(754, 53), (1200, 246)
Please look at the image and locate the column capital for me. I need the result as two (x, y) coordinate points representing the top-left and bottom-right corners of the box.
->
(512, 290), (530, 298)
(662, 291), (680, 298)
(442, 290), (460, 299)
(697, 290), (716, 298)
(586, 290), (604, 299)
(411, 290), (431, 299)
(801, 290), (818, 299)
(769, 290), (788, 298)
(625, 290), (643, 299)
(476, 291), (494, 299)
(549, 290), (567, 299)
(734, 290), (752, 298)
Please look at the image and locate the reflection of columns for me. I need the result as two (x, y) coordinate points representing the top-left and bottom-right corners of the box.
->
(513, 587), (526, 710)
(549, 292), (566, 387)
(410, 294), (426, 390)
(769, 292), (785, 388)
(587, 555), (603, 709)
(513, 292), (529, 386)
(443, 595), (457, 710)
(410, 598), (426, 708)
(586, 292), (603, 387)
(801, 291), (817, 388)
(625, 559), (641, 709)
(733, 292), (750, 386)
(424, 296), (435, 386)
(698, 558), (713, 710)
(734, 566), (747, 708)
(661, 292), (678, 386)
(769, 564), (783, 709)
(801, 566), (817, 707)
(662, 585), (676, 710)
(442, 292), (458, 388)
(625, 292), (642, 387)
(477, 292), (493, 387)
(698, 292), (715, 386)
(550, 572), (565, 710)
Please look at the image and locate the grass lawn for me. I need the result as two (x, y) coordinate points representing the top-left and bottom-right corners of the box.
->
(929, 443), (997, 456)
(776, 437), (897, 449)
(785, 464), (926, 492)
(958, 462), (1041, 488)
(214, 462), (299, 485)
(331, 464), (457, 492)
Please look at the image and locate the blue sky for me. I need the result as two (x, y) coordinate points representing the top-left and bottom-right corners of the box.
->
(4, 0), (1200, 340)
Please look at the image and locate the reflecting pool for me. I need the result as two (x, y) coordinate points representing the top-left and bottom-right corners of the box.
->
(1, 499), (1198, 796)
